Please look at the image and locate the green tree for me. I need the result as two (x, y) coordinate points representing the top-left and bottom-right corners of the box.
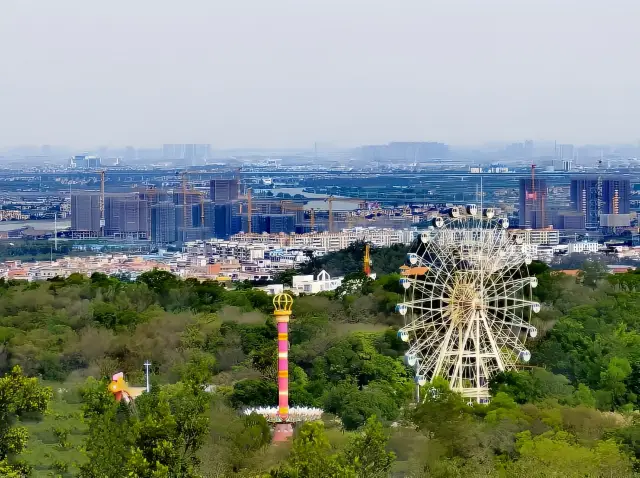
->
(270, 421), (356, 478)
(502, 430), (633, 477)
(0, 366), (51, 474)
(342, 416), (395, 478)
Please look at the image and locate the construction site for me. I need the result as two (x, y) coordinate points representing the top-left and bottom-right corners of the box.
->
(69, 170), (418, 244)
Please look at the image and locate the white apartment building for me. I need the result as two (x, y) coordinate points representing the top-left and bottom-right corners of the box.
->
(516, 229), (560, 246)
(567, 242), (599, 254)
(230, 227), (417, 252)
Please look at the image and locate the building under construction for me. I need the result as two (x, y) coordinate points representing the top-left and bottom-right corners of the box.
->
(518, 178), (548, 229)
(71, 192), (150, 240)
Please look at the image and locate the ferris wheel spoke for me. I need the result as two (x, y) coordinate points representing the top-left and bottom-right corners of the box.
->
(486, 298), (539, 311)
(485, 277), (532, 298)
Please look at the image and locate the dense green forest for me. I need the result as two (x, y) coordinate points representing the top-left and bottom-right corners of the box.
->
(2, 247), (640, 476)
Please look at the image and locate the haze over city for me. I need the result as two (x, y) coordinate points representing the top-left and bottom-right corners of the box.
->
(1, 0), (639, 148)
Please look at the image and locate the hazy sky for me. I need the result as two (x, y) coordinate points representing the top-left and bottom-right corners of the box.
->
(1, 0), (638, 149)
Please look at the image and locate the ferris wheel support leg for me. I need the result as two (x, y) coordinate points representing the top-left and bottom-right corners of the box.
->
(451, 321), (474, 392)
(479, 310), (506, 372)
(432, 318), (456, 383)
(475, 314), (481, 402)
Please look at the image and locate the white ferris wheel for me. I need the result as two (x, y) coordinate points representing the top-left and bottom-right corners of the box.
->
(396, 205), (540, 404)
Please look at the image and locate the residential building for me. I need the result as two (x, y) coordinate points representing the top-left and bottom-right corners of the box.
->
(230, 227), (417, 251)
(513, 228), (560, 246)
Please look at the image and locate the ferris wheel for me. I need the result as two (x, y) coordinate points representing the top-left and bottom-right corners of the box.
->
(396, 205), (540, 404)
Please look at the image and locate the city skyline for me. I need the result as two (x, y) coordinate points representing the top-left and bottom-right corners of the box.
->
(1, 1), (639, 148)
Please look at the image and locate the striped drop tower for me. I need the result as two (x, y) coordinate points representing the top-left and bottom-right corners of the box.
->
(273, 292), (294, 442)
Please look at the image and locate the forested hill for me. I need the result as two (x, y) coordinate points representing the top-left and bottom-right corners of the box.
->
(299, 240), (410, 277)
(2, 249), (640, 476)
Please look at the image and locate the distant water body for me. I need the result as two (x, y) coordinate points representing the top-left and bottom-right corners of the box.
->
(271, 188), (358, 211)
(0, 220), (71, 232)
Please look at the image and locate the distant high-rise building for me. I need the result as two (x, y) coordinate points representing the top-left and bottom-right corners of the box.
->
(104, 196), (149, 239)
(557, 144), (574, 160)
(524, 140), (534, 158)
(241, 214), (268, 234)
(570, 177), (630, 230)
(518, 178), (548, 229)
(210, 179), (239, 202)
(360, 142), (449, 162)
(151, 202), (177, 244)
(162, 144), (211, 165)
(570, 178), (599, 230)
(124, 146), (136, 162)
(214, 202), (242, 239)
(267, 214), (296, 233)
(69, 155), (101, 169)
(71, 193), (102, 234)
(601, 179), (630, 214)
(71, 193), (148, 238)
(172, 192), (202, 230)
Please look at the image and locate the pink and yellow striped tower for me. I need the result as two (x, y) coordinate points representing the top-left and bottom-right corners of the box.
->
(273, 292), (294, 442)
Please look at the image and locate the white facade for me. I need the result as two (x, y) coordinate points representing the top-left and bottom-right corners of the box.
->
(517, 229), (560, 246)
(291, 270), (343, 294)
(230, 227), (417, 252)
(568, 242), (599, 254)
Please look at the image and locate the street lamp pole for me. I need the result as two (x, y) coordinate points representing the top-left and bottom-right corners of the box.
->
(144, 361), (151, 393)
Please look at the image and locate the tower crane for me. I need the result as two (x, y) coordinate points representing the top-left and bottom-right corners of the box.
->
(363, 243), (372, 276)
(247, 188), (253, 234)
(177, 170), (208, 235)
(323, 196), (367, 233)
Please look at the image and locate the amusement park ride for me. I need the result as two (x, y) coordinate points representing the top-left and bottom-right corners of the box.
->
(396, 204), (540, 404)
(109, 372), (146, 403)
(106, 209), (536, 434)
(108, 293), (322, 443)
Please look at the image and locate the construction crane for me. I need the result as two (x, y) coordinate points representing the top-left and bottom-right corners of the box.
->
(99, 170), (105, 237)
(363, 243), (372, 276)
(325, 196), (336, 233)
(247, 188), (253, 234)
(181, 171), (189, 230)
(183, 190), (206, 228)
(176, 170), (208, 233)
(323, 195), (368, 233)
